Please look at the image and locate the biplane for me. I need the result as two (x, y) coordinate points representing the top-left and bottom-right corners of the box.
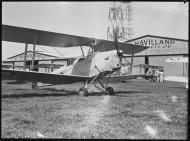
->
(133, 64), (163, 82)
(133, 64), (163, 70)
(2, 25), (149, 96)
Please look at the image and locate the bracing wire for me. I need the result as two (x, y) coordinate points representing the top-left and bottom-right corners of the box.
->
(38, 45), (51, 54)
(36, 45), (66, 59)
(51, 46), (66, 59)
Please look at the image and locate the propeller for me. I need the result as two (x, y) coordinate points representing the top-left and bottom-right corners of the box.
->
(113, 27), (132, 70)
(113, 28), (125, 65)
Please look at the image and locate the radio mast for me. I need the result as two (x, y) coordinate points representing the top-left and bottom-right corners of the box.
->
(107, 1), (134, 42)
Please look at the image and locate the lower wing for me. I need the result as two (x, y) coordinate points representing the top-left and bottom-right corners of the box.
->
(2, 64), (62, 69)
(2, 69), (92, 85)
(104, 74), (146, 83)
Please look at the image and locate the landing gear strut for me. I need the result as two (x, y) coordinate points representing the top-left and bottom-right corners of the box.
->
(78, 72), (115, 96)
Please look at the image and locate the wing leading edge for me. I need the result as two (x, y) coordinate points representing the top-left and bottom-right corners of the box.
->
(2, 69), (92, 85)
(2, 24), (149, 54)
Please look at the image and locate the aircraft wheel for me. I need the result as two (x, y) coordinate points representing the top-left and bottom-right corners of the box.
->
(78, 87), (88, 96)
(32, 82), (38, 91)
(106, 87), (114, 95)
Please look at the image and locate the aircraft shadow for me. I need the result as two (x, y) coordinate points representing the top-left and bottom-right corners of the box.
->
(2, 88), (149, 98)
(2, 88), (77, 98)
(87, 90), (150, 97)
(15, 88), (74, 92)
(2, 92), (77, 99)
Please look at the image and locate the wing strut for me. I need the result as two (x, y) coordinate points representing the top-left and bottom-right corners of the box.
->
(23, 42), (28, 70)
(31, 35), (38, 71)
(130, 46), (134, 74)
(80, 46), (85, 57)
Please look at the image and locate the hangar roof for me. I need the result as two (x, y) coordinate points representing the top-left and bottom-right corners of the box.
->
(7, 51), (59, 60)
(125, 35), (188, 43)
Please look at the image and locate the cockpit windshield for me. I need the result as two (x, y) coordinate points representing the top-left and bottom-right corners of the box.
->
(78, 58), (85, 62)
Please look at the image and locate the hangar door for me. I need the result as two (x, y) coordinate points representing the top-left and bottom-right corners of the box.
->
(131, 56), (145, 75)
(149, 55), (187, 77)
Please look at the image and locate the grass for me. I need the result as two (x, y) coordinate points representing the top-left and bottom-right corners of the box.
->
(1, 79), (188, 139)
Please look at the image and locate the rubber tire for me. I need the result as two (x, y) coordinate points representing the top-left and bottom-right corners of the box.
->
(78, 87), (88, 96)
(32, 82), (38, 90)
(106, 87), (114, 95)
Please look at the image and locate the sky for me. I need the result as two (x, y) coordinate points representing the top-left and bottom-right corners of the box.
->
(2, 1), (189, 60)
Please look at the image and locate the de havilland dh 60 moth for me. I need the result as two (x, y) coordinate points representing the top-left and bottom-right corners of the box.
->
(2, 25), (149, 96)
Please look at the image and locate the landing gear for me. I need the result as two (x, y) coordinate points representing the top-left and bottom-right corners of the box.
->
(78, 87), (88, 96)
(32, 82), (38, 91)
(106, 87), (114, 95)
(78, 72), (115, 96)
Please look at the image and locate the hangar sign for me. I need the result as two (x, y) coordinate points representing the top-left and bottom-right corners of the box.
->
(18, 52), (43, 60)
(127, 35), (188, 55)
(134, 39), (175, 49)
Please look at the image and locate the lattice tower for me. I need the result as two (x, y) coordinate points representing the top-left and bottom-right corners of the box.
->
(107, 1), (134, 42)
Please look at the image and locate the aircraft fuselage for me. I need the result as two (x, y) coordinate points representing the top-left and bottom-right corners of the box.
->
(51, 50), (121, 77)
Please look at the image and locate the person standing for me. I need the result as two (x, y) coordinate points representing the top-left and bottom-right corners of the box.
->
(146, 68), (151, 76)
(156, 69), (160, 82)
(159, 69), (164, 82)
(151, 69), (156, 82)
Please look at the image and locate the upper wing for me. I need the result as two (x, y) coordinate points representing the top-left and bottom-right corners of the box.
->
(2, 24), (93, 47)
(2, 24), (149, 54)
(2, 69), (92, 85)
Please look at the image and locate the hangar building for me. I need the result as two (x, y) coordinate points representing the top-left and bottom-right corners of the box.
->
(125, 35), (188, 77)
(2, 51), (74, 73)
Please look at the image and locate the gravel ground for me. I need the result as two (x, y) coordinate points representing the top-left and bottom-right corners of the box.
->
(1, 79), (188, 139)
